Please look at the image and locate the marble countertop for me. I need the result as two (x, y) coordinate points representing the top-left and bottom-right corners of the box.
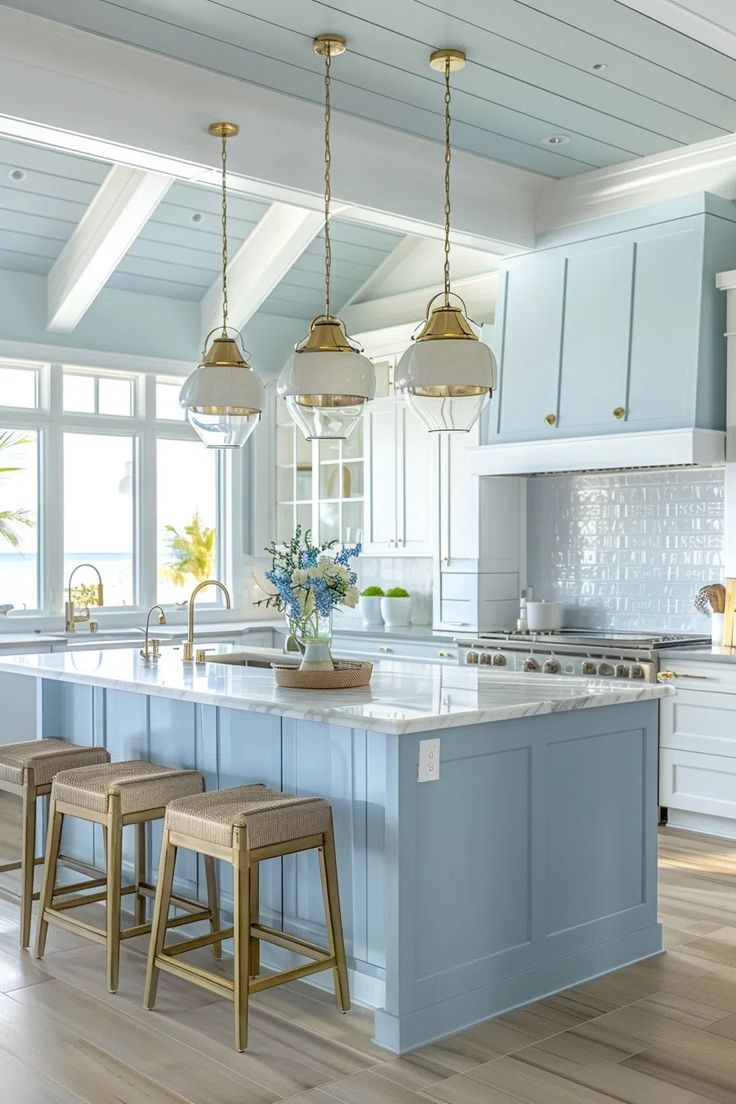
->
(0, 647), (671, 735)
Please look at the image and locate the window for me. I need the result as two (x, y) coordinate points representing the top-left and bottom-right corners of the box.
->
(157, 439), (218, 604)
(63, 369), (135, 416)
(63, 433), (134, 606)
(155, 378), (185, 421)
(0, 361), (232, 618)
(0, 363), (38, 409)
(0, 429), (38, 609)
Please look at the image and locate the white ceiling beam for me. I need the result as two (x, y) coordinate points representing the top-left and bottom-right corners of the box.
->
(341, 272), (498, 334)
(0, 7), (539, 254)
(200, 202), (324, 341)
(46, 165), (172, 332)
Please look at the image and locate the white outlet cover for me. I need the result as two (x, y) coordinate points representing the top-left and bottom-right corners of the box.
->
(418, 738), (440, 782)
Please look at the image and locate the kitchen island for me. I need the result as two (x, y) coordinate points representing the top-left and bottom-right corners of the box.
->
(0, 647), (670, 1053)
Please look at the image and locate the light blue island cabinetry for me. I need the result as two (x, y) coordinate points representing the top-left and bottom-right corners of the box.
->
(0, 649), (668, 1053)
(488, 194), (736, 445)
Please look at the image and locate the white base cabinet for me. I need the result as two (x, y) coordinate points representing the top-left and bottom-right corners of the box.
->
(659, 661), (736, 838)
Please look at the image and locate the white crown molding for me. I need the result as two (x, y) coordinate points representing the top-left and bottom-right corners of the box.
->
(537, 131), (736, 231)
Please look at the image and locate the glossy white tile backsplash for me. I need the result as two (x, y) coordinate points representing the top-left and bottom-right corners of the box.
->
(526, 467), (725, 633)
(350, 557), (433, 625)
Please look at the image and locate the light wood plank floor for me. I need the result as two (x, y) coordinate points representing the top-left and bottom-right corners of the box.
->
(3, 791), (736, 1103)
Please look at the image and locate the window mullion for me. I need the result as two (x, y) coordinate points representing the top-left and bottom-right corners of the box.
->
(139, 375), (157, 610)
(43, 365), (64, 615)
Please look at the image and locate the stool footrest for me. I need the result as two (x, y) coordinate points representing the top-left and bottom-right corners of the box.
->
(249, 957), (337, 994)
(250, 923), (332, 963)
(154, 953), (234, 999)
(164, 927), (233, 957)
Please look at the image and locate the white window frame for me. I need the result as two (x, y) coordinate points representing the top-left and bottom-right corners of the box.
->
(0, 360), (242, 623)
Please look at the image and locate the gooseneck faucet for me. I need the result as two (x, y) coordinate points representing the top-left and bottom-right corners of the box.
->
(65, 563), (104, 632)
(140, 604), (166, 663)
(183, 579), (232, 662)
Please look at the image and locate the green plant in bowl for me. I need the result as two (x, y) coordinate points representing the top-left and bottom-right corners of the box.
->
(386, 586), (410, 598)
(361, 585), (384, 597)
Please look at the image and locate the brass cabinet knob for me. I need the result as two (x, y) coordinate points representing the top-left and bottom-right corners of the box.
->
(613, 406), (626, 420)
(544, 413), (557, 427)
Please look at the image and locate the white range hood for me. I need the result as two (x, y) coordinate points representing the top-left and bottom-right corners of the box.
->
(468, 427), (725, 477)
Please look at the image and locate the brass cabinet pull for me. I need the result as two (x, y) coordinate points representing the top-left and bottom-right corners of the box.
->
(544, 413), (557, 427)
(657, 670), (711, 682)
(378, 646), (393, 654)
(437, 650), (451, 658)
(613, 406), (626, 420)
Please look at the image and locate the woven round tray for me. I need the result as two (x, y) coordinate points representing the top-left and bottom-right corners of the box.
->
(271, 660), (373, 690)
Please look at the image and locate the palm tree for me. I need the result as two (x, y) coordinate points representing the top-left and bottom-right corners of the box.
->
(0, 432), (33, 548)
(161, 512), (215, 586)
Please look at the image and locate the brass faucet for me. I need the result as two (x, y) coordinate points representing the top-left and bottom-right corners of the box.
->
(183, 579), (231, 662)
(65, 563), (104, 632)
(140, 605), (166, 663)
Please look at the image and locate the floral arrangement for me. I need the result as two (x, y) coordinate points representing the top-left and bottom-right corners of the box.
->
(257, 526), (361, 641)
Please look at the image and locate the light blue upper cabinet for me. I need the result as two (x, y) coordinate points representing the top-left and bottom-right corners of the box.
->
(485, 194), (736, 445)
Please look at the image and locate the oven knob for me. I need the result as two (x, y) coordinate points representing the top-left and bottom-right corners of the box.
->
(630, 664), (644, 680)
(492, 653), (507, 666)
(522, 658), (539, 672)
(582, 661), (597, 675)
(466, 651), (479, 664)
(597, 662), (615, 677)
(479, 652), (493, 665)
(542, 659), (560, 674)
(615, 664), (629, 679)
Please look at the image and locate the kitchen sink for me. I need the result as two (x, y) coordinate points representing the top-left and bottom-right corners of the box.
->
(204, 649), (299, 669)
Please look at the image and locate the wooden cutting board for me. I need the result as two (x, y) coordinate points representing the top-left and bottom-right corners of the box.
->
(723, 579), (736, 647)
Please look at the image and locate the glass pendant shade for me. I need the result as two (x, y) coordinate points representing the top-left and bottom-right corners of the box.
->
(278, 316), (375, 441)
(180, 333), (264, 449)
(395, 304), (496, 432)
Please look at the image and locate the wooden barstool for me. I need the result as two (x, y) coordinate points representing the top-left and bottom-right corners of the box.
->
(36, 759), (221, 992)
(144, 783), (350, 1051)
(0, 739), (110, 948)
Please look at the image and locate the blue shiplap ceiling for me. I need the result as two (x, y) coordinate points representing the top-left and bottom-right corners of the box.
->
(0, 135), (402, 317)
(6, 0), (736, 177)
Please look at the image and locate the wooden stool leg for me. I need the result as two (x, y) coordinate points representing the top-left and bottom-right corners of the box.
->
(232, 830), (251, 1052)
(204, 855), (221, 960)
(249, 859), (260, 976)
(35, 799), (63, 960)
(319, 819), (350, 1013)
(106, 799), (122, 993)
(135, 821), (146, 926)
(144, 828), (177, 1010)
(20, 778), (37, 949)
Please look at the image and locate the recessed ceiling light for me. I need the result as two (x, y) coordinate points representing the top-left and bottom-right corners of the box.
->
(9, 168), (26, 181)
(542, 134), (570, 146)
(190, 212), (204, 224)
(592, 62), (607, 72)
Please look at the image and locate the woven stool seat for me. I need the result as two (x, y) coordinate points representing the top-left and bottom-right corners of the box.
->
(166, 784), (331, 849)
(52, 760), (204, 816)
(0, 739), (109, 788)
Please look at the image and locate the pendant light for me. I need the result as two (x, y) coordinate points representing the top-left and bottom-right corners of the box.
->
(395, 50), (496, 433)
(180, 122), (264, 448)
(278, 35), (375, 441)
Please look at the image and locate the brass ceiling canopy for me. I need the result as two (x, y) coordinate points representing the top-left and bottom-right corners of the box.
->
(208, 122), (240, 139)
(429, 48), (466, 72)
(313, 34), (347, 57)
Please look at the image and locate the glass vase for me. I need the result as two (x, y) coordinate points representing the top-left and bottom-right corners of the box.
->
(285, 611), (334, 671)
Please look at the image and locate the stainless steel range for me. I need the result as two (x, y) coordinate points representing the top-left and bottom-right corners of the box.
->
(456, 630), (710, 684)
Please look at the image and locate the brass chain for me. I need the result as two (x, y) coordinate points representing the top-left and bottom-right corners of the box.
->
(323, 48), (332, 320)
(220, 131), (229, 334)
(443, 57), (452, 306)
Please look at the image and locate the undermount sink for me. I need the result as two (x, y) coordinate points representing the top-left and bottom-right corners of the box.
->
(204, 649), (299, 669)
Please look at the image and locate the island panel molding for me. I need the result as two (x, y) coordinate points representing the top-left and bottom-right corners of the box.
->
(3, 647), (666, 1052)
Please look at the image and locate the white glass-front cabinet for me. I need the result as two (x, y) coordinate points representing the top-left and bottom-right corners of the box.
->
(275, 395), (365, 545)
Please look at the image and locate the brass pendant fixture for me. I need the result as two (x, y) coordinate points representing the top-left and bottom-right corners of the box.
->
(394, 49), (496, 433)
(277, 35), (375, 440)
(180, 122), (264, 448)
